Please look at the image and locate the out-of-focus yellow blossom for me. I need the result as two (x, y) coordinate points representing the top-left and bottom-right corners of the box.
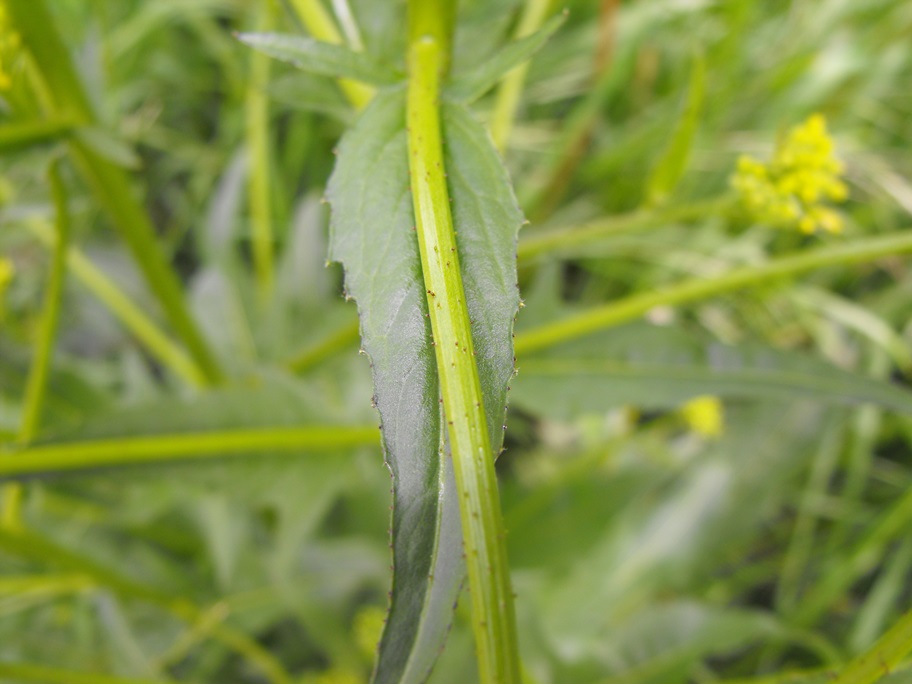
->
(0, 257), (14, 320)
(680, 395), (724, 439)
(353, 605), (385, 661)
(731, 114), (848, 234)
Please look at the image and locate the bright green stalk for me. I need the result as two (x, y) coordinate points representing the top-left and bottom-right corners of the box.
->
(514, 231), (912, 355)
(2, 163), (70, 529)
(247, 2), (276, 302)
(832, 609), (912, 684)
(407, 2), (521, 681)
(7, 0), (223, 384)
(288, 0), (374, 108)
(0, 662), (173, 684)
(0, 426), (378, 478)
(489, 0), (552, 150)
(26, 220), (207, 387)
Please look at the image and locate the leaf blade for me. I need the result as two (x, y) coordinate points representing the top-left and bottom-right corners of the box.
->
(446, 12), (566, 103)
(326, 89), (522, 682)
(237, 32), (400, 86)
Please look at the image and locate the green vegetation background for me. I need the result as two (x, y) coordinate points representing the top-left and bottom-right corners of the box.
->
(1, 0), (912, 682)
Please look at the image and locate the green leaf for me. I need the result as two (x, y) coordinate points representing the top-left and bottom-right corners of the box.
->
(326, 89), (522, 682)
(446, 12), (566, 103)
(646, 51), (706, 205)
(0, 119), (75, 153)
(511, 323), (912, 419)
(237, 32), (401, 86)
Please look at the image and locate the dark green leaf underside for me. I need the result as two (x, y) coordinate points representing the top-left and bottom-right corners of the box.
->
(326, 89), (522, 683)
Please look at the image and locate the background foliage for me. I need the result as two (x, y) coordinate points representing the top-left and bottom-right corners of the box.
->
(1, 0), (912, 682)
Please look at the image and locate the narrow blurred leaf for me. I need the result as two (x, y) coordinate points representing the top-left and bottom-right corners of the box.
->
(73, 128), (142, 169)
(237, 32), (401, 86)
(0, 119), (74, 153)
(326, 89), (522, 682)
(446, 12), (566, 103)
(512, 323), (912, 419)
(646, 51), (706, 205)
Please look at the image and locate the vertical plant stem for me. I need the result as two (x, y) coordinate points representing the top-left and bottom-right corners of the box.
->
(406, 2), (521, 682)
(2, 162), (70, 529)
(489, 0), (552, 151)
(6, 0), (223, 385)
(246, 2), (276, 303)
(288, 0), (374, 108)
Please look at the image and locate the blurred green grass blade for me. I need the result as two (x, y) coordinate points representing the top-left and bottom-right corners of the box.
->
(3, 1), (93, 122)
(0, 426), (376, 478)
(237, 33), (401, 85)
(0, 526), (292, 684)
(489, 0), (554, 150)
(514, 231), (912, 355)
(833, 608), (912, 684)
(65, 144), (223, 384)
(511, 324), (912, 418)
(850, 538), (912, 653)
(776, 419), (844, 614)
(795, 485), (912, 627)
(446, 11), (566, 103)
(0, 119), (74, 152)
(287, 318), (360, 373)
(646, 51), (706, 205)
(26, 220), (207, 387)
(18, 164), (70, 444)
(7, 0), (223, 385)
(0, 662), (175, 684)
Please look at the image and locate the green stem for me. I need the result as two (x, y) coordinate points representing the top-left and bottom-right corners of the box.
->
(287, 0), (374, 108)
(26, 220), (207, 387)
(0, 426), (377, 478)
(514, 231), (912, 355)
(833, 610), (912, 684)
(489, 0), (553, 151)
(2, 163), (70, 529)
(247, 2), (276, 303)
(7, 0), (223, 384)
(0, 662), (173, 684)
(407, 3), (521, 682)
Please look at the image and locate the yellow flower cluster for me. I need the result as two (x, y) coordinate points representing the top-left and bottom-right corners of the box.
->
(731, 114), (848, 234)
(0, 2), (20, 91)
(680, 395), (724, 439)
